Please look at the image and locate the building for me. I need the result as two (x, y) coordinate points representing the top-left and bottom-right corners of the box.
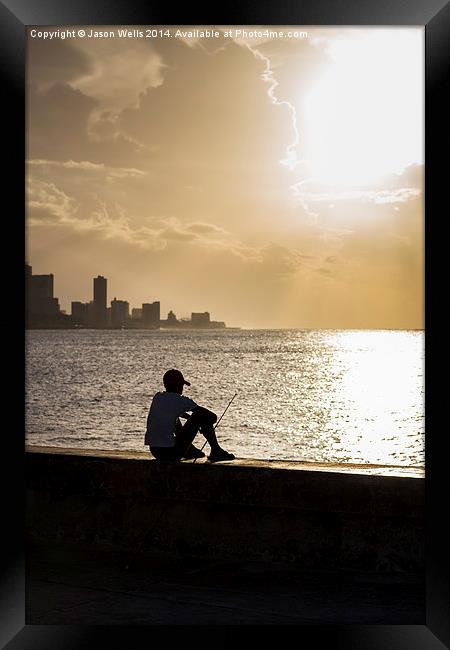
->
(87, 301), (95, 327)
(160, 310), (179, 328)
(142, 301), (160, 327)
(71, 301), (89, 326)
(111, 298), (129, 327)
(210, 321), (226, 329)
(93, 276), (107, 328)
(131, 308), (142, 320)
(191, 312), (210, 327)
(26, 264), (60, 317)
(167, 310), (178, 325)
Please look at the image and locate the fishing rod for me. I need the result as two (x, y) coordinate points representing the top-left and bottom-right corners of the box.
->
(193, 392), (238, 463)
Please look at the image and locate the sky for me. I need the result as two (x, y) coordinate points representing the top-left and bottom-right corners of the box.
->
(26, 26), (424, 329)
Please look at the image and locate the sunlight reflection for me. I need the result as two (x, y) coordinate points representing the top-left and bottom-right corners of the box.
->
(330, 331), (424, 464)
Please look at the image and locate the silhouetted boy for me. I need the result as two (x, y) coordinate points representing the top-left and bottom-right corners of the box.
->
(145, 369), (235, 462)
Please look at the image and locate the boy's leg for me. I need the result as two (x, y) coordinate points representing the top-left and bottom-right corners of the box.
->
(188, 411), (234, 457)
(174, 417), (205, 459)
(174, 416), (201, 458)
(195, 414), (235, 461)
(175, 411), (222, 456)
(176, 410), (234, 461)
(198, 422), (223, 455)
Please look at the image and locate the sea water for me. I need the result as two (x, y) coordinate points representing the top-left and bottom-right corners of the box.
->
(25, 329), (424, 466)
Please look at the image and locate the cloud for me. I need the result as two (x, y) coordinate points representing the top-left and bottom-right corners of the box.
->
(259, 243), (303, 276)
(154, 218), (227, 242)
(27, 35), (164, 157)
(372, 189), (421, 204)
(322, 191), (423, 296)
(286, 164), (424, 250)
(27, 180), (78, 225)
(160, 223), (196, 242)
(26, 34), (306, 233)
(293, 186), (421, 205)
(27, 82), (98, 160)
(27, 176), (254, 256)
(147, 217), (261, 260)
(27, 79), (146, 166)
(27, 178), (161, 249)
(118, 38), (294, 168)
(27, 38), (94, 90)
(245, 44), (300, 170)
(381, 163), (423, 190)
(185, 222), (227, 235)
(241, 36), (331, 171)
(28, 158), (147, 179)
(27, 177), (305, 277)
(71, 37), (164, 113)
(292, 163), (423, 208)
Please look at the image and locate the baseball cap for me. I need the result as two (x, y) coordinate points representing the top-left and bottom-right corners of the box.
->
(163, 368), (191, 388)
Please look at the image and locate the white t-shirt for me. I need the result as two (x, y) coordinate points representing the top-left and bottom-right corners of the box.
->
(145, 391), (198, 447)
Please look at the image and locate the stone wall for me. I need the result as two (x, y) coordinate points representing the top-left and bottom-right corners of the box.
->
(26, 447), (424, 574)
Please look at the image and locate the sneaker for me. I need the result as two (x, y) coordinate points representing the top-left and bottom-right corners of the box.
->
(182, 445), (206, 460)
(208, 450), (235, 462)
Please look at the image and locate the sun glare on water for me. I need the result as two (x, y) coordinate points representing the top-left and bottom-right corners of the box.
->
(331, 330), (424, 465)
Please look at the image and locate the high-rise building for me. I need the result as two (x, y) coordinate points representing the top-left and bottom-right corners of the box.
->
(93, 276), (107, 327)
(142, 301), (160, 327)
(26, 265), (60, 316)
(131, 308), (142, 320)
(111, 298), (129, 327)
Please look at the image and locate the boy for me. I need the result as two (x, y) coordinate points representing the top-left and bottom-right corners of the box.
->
(145, 369), (235, 462)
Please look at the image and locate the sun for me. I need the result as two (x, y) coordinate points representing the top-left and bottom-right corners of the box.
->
(301, 29), (423, 187)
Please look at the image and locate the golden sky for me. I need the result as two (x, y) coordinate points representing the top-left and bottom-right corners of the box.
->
(26, 26), (424, 328)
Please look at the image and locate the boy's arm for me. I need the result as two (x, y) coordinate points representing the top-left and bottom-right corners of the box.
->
(191, 405), (217, 424)
(179, 406), (217, 423)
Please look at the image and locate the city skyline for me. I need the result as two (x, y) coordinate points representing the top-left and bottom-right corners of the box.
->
(26, 265), (228, 324)
(26, 264), (226, 328)
(26, 27), (424, 329)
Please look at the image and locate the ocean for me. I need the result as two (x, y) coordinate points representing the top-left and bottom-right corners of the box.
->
(25, 328), (424, 466)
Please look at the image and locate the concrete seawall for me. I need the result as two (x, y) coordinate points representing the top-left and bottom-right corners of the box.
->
(26, 446), (424, 574)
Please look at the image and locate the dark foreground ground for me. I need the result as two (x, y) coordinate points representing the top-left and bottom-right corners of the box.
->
(27, 541), (424, 625)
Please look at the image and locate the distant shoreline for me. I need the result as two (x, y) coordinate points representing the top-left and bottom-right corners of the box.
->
(25, 326), (243, 331)
(25, 326), (423, 332)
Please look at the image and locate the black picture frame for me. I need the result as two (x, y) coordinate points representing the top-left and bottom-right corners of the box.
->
(2, 0), (448, 647)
